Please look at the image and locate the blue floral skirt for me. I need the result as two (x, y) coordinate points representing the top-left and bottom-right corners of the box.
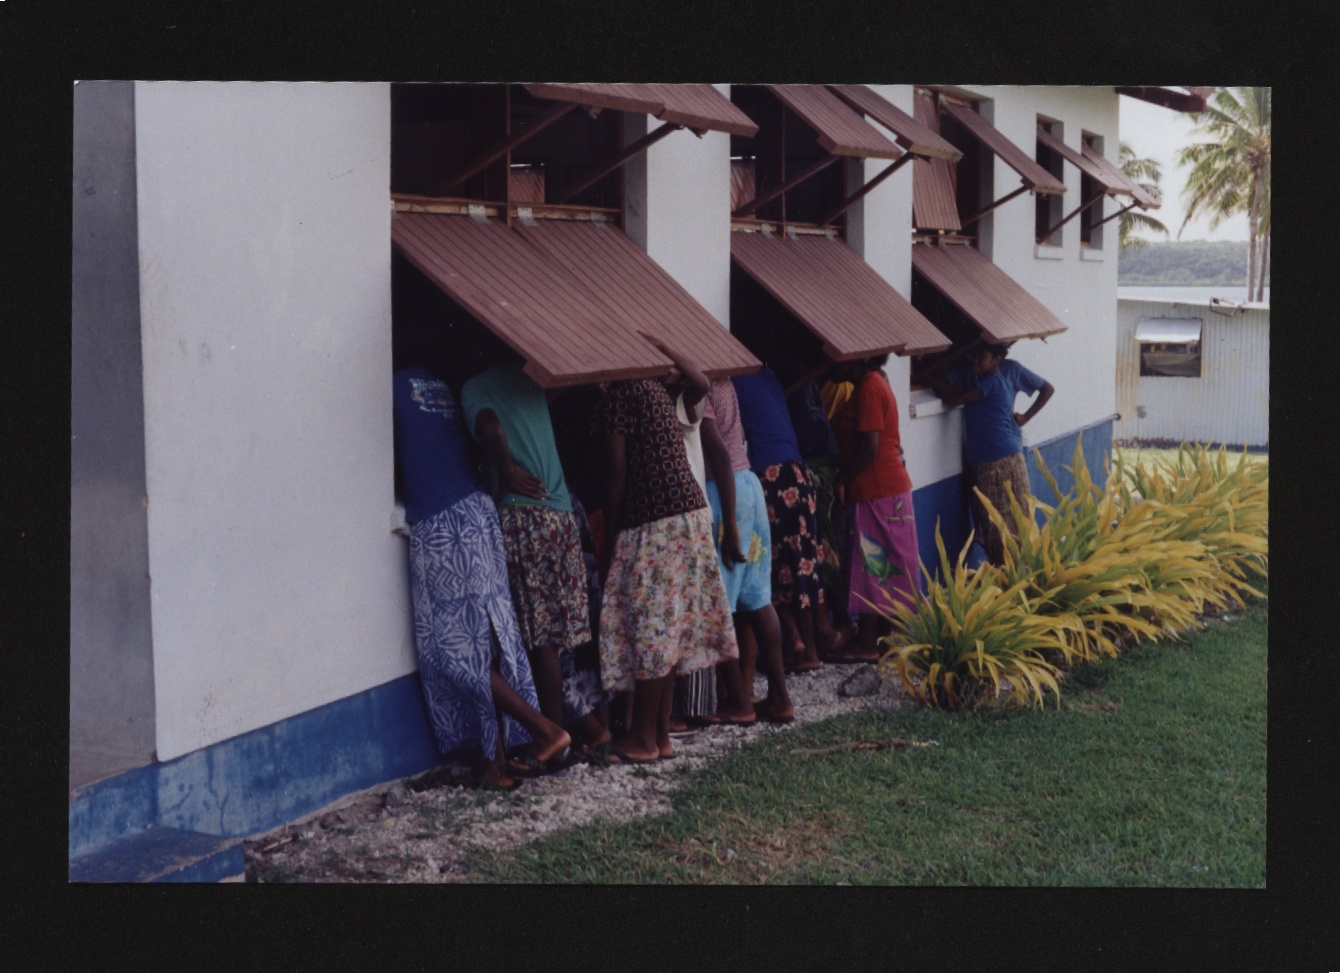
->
(409, 491), (539, 760)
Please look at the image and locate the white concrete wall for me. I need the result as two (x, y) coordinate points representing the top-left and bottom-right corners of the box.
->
(880, 86), (1122, 487)
(851, 85), (962, 492)
(134, 82), (412, 760)
(1115, 298), (1270, 447)
(970, 85), (1121, 445)
(624, 85), (733, 329)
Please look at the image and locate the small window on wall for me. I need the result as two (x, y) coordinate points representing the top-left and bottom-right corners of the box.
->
(932, 92), (992, 246)
(1035, 118), (1065, 246)
(1079, 133), (1105, 249)
(1136, 317), (1202, 377)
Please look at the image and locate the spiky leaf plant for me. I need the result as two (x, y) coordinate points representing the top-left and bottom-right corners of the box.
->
(876, 524), (1068, 710)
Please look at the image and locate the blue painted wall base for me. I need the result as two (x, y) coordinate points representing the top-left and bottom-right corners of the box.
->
(69, 827), (245, 883)
(70, 672), (441, 865)
(911, 419), (1114, 582)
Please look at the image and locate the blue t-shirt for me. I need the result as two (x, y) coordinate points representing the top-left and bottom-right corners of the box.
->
(392, 368), (482, 523)
(732, 368), (802, 472)
(949, 358), (1047, 465)
(788, 379), (838, 461)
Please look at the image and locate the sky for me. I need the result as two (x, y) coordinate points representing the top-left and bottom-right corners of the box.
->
(1117, 93), (1250, 243)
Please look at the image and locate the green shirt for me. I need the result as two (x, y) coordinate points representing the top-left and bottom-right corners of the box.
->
(460, 364), (572, 512)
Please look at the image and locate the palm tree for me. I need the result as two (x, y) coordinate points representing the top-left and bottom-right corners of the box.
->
(1118, 141), (1168, 250)
(1177, 87), (1271, 301)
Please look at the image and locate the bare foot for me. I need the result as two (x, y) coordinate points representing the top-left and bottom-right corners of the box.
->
(754, 698), (795, 723)
(530, 727), (572, 766)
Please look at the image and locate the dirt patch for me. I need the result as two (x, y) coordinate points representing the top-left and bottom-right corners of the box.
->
(244, 665), (905, 883)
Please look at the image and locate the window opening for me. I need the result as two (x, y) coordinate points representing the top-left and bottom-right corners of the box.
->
(729, 86), (854, 234)
(1035, 118), (1066, 246)
(391, 83), (626, 225)
(1079, 132), (1105, 249)
(1139, 340), (1202, 377)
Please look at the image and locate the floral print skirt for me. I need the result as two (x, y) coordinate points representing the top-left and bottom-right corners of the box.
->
(845, 492), (920, 617)
(966, 452), (1032, 567)
(757, 459), (825, 610)
(498, 503), (601, 721)
(599, 505), (739, 692)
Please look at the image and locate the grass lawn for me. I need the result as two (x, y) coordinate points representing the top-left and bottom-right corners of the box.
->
(468, 598), (1267, 886)
(1115, 444), (1268, 470)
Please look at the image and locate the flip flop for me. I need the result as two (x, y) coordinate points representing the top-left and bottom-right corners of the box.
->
(699, 713), (757, 727)
(478, 775), (523, 793)
(505, 755), (549, 779)
(604, 747), (659, 766)
(754, 710), (796, 725)
(659, 751), (679, 762)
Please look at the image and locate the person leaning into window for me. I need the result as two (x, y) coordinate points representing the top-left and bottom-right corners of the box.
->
(461, 359), (610, 769)
(930, 342), (1055, 567)
(834, 354), (921, 662)
(593, 337), (739, 765)
(392, 339), (571, 792)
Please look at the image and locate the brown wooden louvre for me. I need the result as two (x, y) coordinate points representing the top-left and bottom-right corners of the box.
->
(940, 100), (1065, 194)
(1079, 144), (1158, 208)
(515, 218), (759, 380)
(522, 83), (758, 137)
(912, 243), (1068, 343)
(1114, 86), (1211, 113)
(732, 230), (952, 359)
(522, 84), (665, 116)
(635, 84), (759, 137)
(1036, 128), (1157, 208)
(730, 160), (756, 214)
(392, 212), (757, 387)
(766, 85), (903, 159)
(912, 93), (961, 231)
(826, 85), (962, 161)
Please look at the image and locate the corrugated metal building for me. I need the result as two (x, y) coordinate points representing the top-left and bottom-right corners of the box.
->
(1114, 297), (1269, 449)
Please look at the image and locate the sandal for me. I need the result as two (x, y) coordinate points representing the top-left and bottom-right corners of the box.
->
(505, 754), (549, 779)
(604, 747), (659, 766)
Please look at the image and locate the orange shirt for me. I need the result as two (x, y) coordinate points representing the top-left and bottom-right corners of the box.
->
(848, 370), (912, 502)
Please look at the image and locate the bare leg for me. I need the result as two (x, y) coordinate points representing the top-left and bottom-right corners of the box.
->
(796, 605), (823, 670)
(489, 668), (571, 764)
(567, 711), (610, 750)
(657, 676), (676, 758)
(617, 675), (669, 761)
(745, 604), (793, 721)
(778, 603), (806, 669)
(526, 644), (566, 729)
(714, 617), (756, 722)
(479, 732), (516, 790)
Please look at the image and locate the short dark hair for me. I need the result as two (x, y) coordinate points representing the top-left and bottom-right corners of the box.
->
(984, 342), (1011, 358)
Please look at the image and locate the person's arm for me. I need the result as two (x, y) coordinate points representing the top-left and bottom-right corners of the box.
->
(929, 377), (983, 408)
(601, 430), (627, 576)
(843, 430), (880, 486)
(1014, 380), (1055, 429)
(640, 332), (710, 418)
(473, 408), (547, 502)
(701, 418), (745, 565)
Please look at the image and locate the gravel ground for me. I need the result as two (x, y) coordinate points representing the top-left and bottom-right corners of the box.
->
(244, 663), (904, 883)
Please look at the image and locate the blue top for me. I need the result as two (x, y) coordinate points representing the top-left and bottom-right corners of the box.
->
(732, 367), (802, 472)
(788, 379), (838, 461)
(460, 364), (572, 512)
(948, 358), (1047, 465)
(392, 368), (482, 523)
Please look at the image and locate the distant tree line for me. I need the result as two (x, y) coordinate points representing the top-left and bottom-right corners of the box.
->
(1117, 240), (1266, 285)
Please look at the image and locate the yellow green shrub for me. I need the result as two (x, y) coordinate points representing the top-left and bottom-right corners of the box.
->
(877, 525), (1068, 711)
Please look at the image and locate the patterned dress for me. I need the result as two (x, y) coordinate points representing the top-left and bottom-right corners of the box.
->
(409, 492), (540, 759)
(594, 380), (738, 691)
